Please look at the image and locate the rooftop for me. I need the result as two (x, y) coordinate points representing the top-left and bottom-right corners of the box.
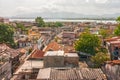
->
(29, 49), (45, 59)
(106, 60), (120, 65)
(64, 53), (78, 57)
(37, 68), (107, 80)
(0, 43), (20, 58)
(43, 41), (62, 52)
(14, 60), (43, 74)
(44, 51), (64, 56)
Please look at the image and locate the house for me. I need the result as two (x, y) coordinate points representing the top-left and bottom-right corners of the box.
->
(0, 61), (12, 80)
(17, 35), (31, 48)
(104, 60), (120, 80)
(37, 36), (51, 50)
(104, 36), (120, 60)
(11, 49), (44, 80)
(11, 49), (106, 80)
(0, 44), (20, 75)
(28, 49), (45, 60)
(89, 27), (99, 34)
(61, 26), (74, 32)
(36, 68), (107, 80)
(43, 41), (62, 52)
(61, 32), (76, 45)
(44, 51), (79, 67)
(0, 17), (9, 24)
(28, 26), (41, 44)
(12, 60), (43, 80)
(0, 44), (12, 80)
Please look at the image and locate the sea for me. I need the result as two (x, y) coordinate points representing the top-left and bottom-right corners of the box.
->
(9, 18), (116, 23)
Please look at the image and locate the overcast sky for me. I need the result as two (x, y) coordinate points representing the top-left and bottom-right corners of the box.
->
(0, 0), (120, 17)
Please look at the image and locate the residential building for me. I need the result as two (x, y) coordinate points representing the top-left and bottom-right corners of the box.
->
(104, 60), (120, 80)
(0, 17), (9, 24)
(44, 51), (79, 67)
(36, 68), (107, 80)
(28, 26), (41, 44)
(104, 36), (120, 60)
(0, 61), (12, 80)
(0, 44), (20, 75)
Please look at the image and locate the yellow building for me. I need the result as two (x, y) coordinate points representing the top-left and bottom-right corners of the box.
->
(28, 26), (41, 44)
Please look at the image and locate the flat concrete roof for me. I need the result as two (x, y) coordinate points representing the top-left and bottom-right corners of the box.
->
(44, 51), (64, 56)
(64, 53), (79, 57)
(14, 60), (43, 74)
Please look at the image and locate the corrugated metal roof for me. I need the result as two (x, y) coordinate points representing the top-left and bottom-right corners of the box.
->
(37, 68), (107, 80)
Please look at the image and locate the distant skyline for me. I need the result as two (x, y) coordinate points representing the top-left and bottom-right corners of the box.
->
(0, 0), (120, 18)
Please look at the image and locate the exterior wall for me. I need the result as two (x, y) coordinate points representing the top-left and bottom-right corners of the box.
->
(64, 57), (79, 67)
(106, 43), (120, 60)
(0, 62), (12, 80)
(105, 64), (120, 80)
(44, 55), (79, 67)
(11, 55), (20, 74)
(44, 56), (64, 67)
(18, 42), (31, 48)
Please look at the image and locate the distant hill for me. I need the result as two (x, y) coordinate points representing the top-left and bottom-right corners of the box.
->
(12, 11), (120, 19)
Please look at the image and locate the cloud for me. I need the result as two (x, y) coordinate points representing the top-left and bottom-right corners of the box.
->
(86, 0), (89, 3)
(0, 0), (120, 17)
(95, 0), (108, 3)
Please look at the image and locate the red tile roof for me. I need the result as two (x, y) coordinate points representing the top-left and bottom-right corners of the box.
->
(105, 36), (120, 42)
(44, 41), (62, 52)
(112, 60), (120, 65)
(106, 60), (120, 65)
(29, 49), (45, 59)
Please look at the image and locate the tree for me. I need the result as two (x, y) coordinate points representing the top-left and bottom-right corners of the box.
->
(99, 29), (111, 39)
(91, 52), (110, 68)
(114, 16), (120, 36)
(46, 22), (63, 27)
(74, 32), (101, 55)
(35, 17), (45, 27)
(16, 23), (26, 30)
(116, 16), (120, 24)
(54, 22), (63, 27)
(16, 23), (28, 34)
(114, 25), (120, 36)
(0, 23), (15, 46)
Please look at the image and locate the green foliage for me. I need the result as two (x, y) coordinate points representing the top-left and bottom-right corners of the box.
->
(16, 23), (26, 30)
(114, 25), (120, 36)
(114, 16), (120, 36)
(116, 16), (120, 24)
(74, 32), (101, 55)
(28, 48), (33, 54)
(0, 23), (15, 47)
(91, 52), (110, 68)
(98, 47), (108, 53)
(99, 29), (111, 39)
(46, 22), (63, 27)
(35, 17), (45, 27)
(54, 22), (63, 27)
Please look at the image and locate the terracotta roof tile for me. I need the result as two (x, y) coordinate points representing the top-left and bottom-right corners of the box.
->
(112, 60), (120, 65)
(29, 49), (45, 59)
(106, 60), (120, 65)
(44, 41), (62, 52)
